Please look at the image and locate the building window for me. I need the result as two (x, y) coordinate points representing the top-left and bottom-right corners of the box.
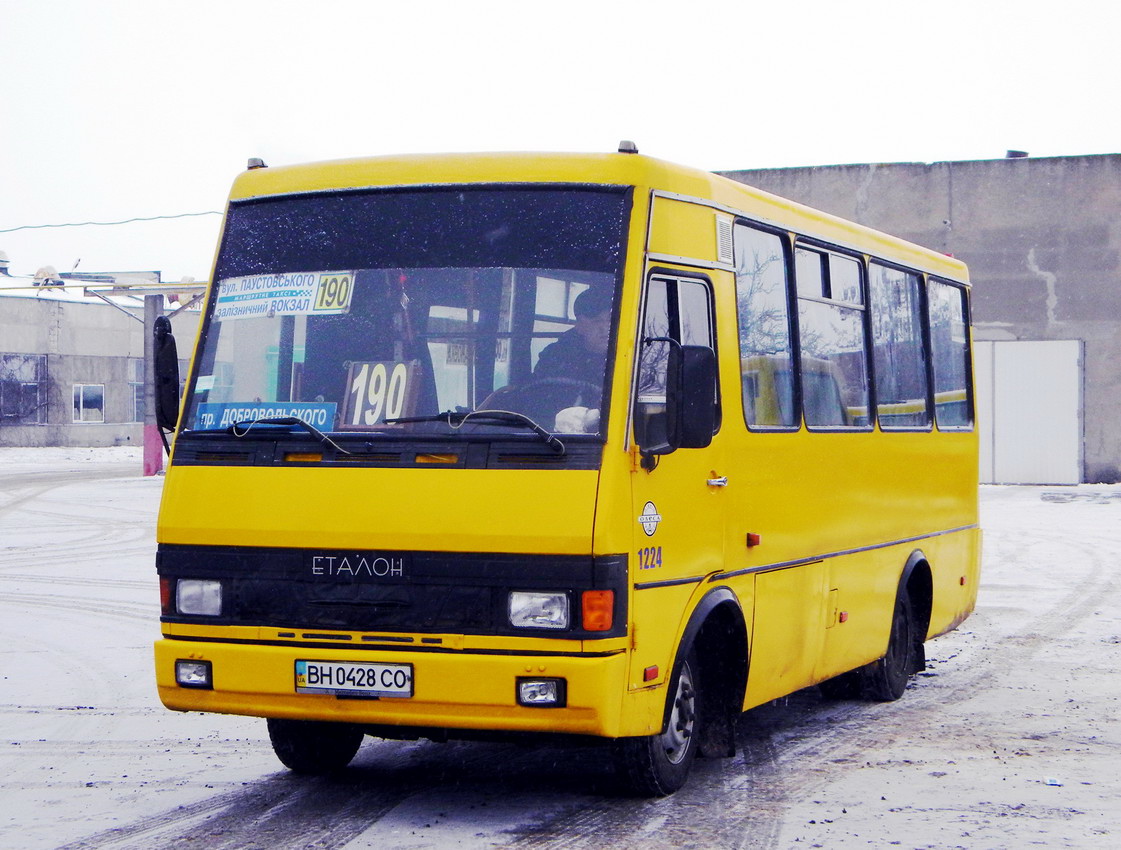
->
(0, 354), (47, 425)
(132, 383), (145, 423)
(130, 358), (144, 423)
(73, 384), (105, 423)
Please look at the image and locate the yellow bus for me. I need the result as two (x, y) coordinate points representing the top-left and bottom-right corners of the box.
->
(154, 145), (980, 796)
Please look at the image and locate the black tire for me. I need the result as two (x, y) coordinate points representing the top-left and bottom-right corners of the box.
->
(862, 594), (916, 701)
(613, 651), (701, 797)
(266, 718), (364, 775)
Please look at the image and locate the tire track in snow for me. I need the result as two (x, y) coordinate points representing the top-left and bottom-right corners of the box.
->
(52, 773), (406, 850)
(0, 573), (153, 592)
(53, 739), (561, 850)
(0, 591), (154, 624)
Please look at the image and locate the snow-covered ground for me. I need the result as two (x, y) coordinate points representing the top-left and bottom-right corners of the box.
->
(0, 448), (1118, 849)
(0, 448), (277, 849)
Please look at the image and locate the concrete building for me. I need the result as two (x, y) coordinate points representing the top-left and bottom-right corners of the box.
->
(720, 154), (1121, 484)
(0, 274), (198, 448)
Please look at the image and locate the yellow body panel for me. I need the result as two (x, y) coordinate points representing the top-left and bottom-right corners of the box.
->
(157, 150), (979, 746)
(648, 194), (727, 260)
(159, 466), (598, 552)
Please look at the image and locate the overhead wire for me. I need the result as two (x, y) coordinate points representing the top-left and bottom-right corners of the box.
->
(0, 210), (221, 233)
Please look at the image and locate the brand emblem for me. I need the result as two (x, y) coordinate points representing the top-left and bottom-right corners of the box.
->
(310, 554), (405, 578)
(638, 501), (662, 537)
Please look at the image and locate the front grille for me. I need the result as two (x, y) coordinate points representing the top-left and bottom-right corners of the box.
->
(157, 543), (627, 640)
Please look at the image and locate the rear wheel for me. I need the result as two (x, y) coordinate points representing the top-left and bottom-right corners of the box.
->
(266, 718), (364, 774)
(614, 651), (701, 797)
(862, 594), (917, 701)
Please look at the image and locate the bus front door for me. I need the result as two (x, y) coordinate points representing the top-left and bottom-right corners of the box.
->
(627, 272), (727, 698)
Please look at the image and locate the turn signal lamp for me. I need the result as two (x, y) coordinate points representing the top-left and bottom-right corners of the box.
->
(581, 590), (614, 631)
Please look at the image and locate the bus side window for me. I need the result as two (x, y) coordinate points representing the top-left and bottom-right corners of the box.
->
(795, 247), (870, 429)
(734, 224), (796, 428)
(870, 264), (931, 429)
(927, 279), (974, 429)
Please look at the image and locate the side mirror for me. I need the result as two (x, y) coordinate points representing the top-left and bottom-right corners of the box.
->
(671, 345), (717, 449)
(634, 340), (717, 462)
(153, 315), (181, 432)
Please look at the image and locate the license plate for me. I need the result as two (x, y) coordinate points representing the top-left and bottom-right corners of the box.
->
(295, 660), (413, 698)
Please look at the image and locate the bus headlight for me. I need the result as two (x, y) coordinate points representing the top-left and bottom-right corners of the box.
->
(176, 579), (223, 616)
(508, 591), (569, 630)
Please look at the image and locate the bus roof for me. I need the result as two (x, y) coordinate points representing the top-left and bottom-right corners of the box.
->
(228, 151), (969, 283)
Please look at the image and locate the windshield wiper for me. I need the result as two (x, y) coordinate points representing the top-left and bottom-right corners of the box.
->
(228, 416), (352, 455)
(387, 410), (565, 455)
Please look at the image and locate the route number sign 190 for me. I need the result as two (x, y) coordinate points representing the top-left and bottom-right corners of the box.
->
(340, 360), (421, 428)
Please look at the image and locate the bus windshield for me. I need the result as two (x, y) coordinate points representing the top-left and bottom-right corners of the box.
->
(183, 186), (629, 438)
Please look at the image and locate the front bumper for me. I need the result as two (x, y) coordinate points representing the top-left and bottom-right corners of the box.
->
(155, 637), (650, 738)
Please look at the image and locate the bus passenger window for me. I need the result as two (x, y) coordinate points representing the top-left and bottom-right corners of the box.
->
(927, 280), (973, 428)
(870, 264), (930, 429)
(734, 224), (795, 428)
(795, 248), (870, 428)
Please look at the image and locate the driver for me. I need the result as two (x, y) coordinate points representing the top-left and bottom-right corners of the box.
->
(530, 287), (612, 433)
(533, 287), (612, 385)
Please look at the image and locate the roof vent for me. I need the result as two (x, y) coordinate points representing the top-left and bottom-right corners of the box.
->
(33, 266), (62, 287)
(618, 140), (639, 154)
(247, 157), (268, 170)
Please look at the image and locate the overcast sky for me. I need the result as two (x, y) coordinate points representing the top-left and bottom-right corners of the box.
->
(3, 0), (1119, 282)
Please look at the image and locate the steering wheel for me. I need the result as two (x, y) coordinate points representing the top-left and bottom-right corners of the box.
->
(515, 377), (600, 405)
(478, 377), (601, 420)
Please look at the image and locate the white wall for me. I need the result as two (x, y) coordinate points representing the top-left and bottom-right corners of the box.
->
(976, 340), (1083, 484)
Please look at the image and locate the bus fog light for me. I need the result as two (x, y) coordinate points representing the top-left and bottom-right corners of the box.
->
(175, 660), (212, 689)
(177, 579), (222, 616)
(509, 591), (569, 629)
(517, 677), (566, 707)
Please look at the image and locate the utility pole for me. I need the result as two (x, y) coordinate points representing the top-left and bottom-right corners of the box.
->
(79, 278), (206, 477)
(143, 293), (163, 476)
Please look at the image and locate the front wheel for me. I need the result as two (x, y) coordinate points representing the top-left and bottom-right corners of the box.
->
(862, 594), (917, 701)
(266, 718), (364, 774)
(613, 651), (701, 797)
